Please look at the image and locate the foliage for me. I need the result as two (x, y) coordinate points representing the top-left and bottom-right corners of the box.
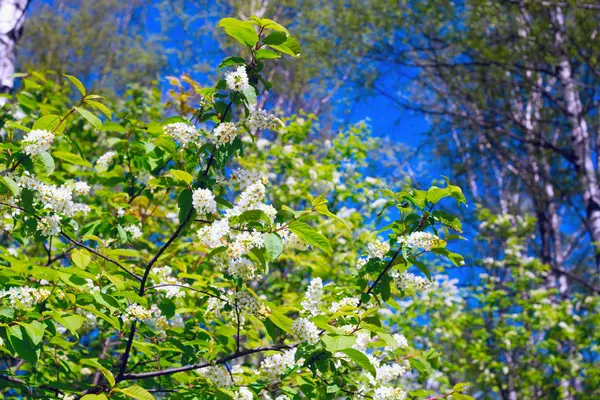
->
(0, 16), (470, 400)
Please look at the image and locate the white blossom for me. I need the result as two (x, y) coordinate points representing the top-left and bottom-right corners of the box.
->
(38, 214), (61, 236)
(0, 286), (51, 309)
(330, 296), (359, 313)
(367, 240), (390, 259)
(192, 188), (217, 217)
(373, 386), (407, 400)
(397, 232), (440, 250)
(301, 278), (323, 316)
(202, 365), (233, 388)
(197, 218), (230, 248)
(164, 122), (202, 148)
(73, 181), (91, 196)
(391, 271), (432, 292)
(393, 333), (409, 349)
(124, 224), (142, 240)
(214, 122), (238, 147)
(22, 129), (54, 156)
(96, 151), (117, 169)
(235, 387), (254, 400)
(291, 317), (320, 344)
(152, 266), (188, 298)
(246, 107), (283, 131)
(225, 66), (250, 92)
(258, 348), (297, 379)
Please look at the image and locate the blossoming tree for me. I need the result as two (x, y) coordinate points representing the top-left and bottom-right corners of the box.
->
(0, 17), (472, 400)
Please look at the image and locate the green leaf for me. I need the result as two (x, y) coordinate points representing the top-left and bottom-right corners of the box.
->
(101, 121), (127, 133)
(255, 48), (281, 60)
(81, 395), (108, 400)
(263, 233), (283, 261)
(18, 321), (46, 345)
(74, 106), (102, 129)
(268, 36), (301, 57)
(52, 151), (92, 168)
(232, 209), (270, 226)
(86, 100), (112, 120)
(432, 210), (462, 233)
(8, 325), (39, 364)
(53, 313), (84, 335)
(288, 221), (333, 255)
(0, 176), (19, 196)
(170, 169), (193, 185)
(322, 334), (356, 352)
(340, 348), (376, 377)
(178, 189), (193, 224)
(262, 31), (287, 45)
(33, 114), (64, 134)
(117, 225), (127, 243)
(82, 358), (115, 387)
(71, 248), (91, 269)
(37, 151), (55, 175)
(64, 74), (86, 96)
(426, 186), (450, 204)
(218, 18), (259, 47)
(217, 56), (246, 69)
(267, 309), (293, 333)
(114, 385), (155, 400)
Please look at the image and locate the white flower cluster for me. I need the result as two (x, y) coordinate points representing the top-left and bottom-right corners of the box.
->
(0, 286), (51, 309)
(393, 333), (409, 349)
(122, 303), (168, 331)
(225, 66), (250, 92)
(225, 182), (271, 219)
(58, 394), (76, 400)
(330, 296), (359, 313)
(38, 214), (61, 236)
(397, 232), (440, 250)
(373, 386), (407, 400)
(163, 122), (203, 148)
(201, 365), (233, 388)
(206, 290), (271, 325)
(192, 188), (217, 217)
(353, 330), (372, 351)
(258, 348), (298, 379)
(124, 224), (142, 240)
(234, 387), (254, 400)
(18, 173), (91, 217)
(152, 266), (187, 298)
(22, 129), (54, 156)
(374, 361), (408, 384)
(214, 122), (239, 148)
(301, 278), (323, 316)
(96, 151), (117, 169)
(246, 107), (283, 131)
(391, 271), (432, 292)
(195, 182), (279, 280)
(229, 168), (268, 190)
(234, 291), (271, 320)
(85, 278), (101, 293)
(367, 240), (390, 259)
(227, 258), (257, 281)
(73, 181), (91, 196)
(291, 317), (320, 344)
(197, 218), (230, 248)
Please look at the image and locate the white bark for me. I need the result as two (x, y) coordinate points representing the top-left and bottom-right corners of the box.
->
(0, 0), (28, 98)
(552, 6), (600, 275)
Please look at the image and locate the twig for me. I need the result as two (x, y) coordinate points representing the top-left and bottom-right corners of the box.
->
(60, 232), (141, 281)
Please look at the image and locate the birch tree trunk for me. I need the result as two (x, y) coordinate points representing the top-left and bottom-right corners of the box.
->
(0, 0), (28, 102)
(551, 6), (600, 275)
